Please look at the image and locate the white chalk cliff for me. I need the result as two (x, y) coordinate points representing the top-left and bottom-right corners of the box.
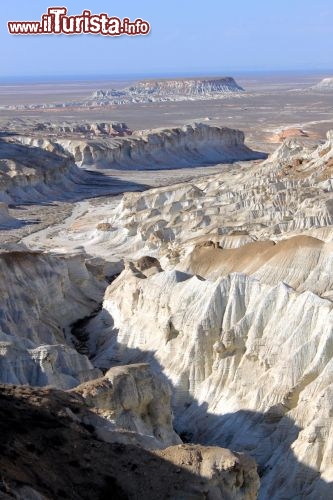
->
(0, 136), (86, 204)
(0, 248), (105, 388)
(3, 121), (333, 498)
(49, 123), (264, 169)
(75, 130), (333, 499)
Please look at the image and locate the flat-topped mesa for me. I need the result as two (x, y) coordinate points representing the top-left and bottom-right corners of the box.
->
(88, 77), (244, 105)
(312, 77), (333, 90)
(128, 77), (244, 95)
(1, 77), (245, 111)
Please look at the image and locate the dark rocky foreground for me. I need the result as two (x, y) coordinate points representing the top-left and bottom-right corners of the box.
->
(0, 384), (259, 500)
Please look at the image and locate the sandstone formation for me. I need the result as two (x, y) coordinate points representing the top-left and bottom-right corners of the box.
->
(0, 383), (259, 500)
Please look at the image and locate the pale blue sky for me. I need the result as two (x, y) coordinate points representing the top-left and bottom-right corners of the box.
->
(1, 0), (333, 78)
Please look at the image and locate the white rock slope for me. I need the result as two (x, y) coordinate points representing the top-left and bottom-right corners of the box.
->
(0, 247), (106, 388)
(77, 130), (333, 499)
(52, 123), (264, 169)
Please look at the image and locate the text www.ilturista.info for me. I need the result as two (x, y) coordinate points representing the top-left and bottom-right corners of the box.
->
(7, 7), (150, 36)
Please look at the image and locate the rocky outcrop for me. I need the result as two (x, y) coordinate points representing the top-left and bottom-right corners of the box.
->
(53, 123), (264, 169)
(0, 76), (245, 110)
(156, 444), (259, 500)
(11, 124), (265, 175)
(67, 130), (333, 499)
(0, 137), (87, 204)
(0, 247), (106, 388)
(32, 120), (132, 137)
(86, 265), (333, 499)
(74, 129), (332, 262)
(0, 383), (259, 500)
(74, 363), (181, 449)
(131, 77), (244, 94)
(0, 134), (141, 205)
(89, 77), (244, 105)
(269, 128), (309, 143)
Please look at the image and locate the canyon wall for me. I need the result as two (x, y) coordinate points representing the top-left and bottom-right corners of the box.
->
(79, 130), (333, 499)
(53, 123), (264, 169)
(0, 247), (105, 388)
(0, 137), (88, 204)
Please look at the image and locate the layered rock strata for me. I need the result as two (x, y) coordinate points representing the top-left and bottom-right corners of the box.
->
(75, 130), (333, 499)
(46, 123), (264, 169)
(0, 248), (106, 388)
(90, 77), (244, 105)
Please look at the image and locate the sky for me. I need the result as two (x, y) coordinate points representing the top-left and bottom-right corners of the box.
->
(1, 0), (333, 79)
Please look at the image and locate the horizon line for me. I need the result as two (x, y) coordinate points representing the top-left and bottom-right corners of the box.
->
(0, 68), (333, 84)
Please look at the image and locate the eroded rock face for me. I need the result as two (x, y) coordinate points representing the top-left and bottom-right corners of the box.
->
(0, 136), (87, 203)
(51, 123), (264, 169)
(3, 123), (333, 497)
(157, 444), (259, 500)
(74, 363), (181, 449)
(87, 266), (333, 499)
(0, 248), (105, 388)
(12, 123), (264, 176)
(32, 120), (132, 137)
(77, 131), (333, 499)
(89, 77), (244, 105)
(0, 384), (259, 500)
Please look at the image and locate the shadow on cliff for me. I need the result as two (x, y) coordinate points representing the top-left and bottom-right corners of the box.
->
(0, 137), (268, 209)
(0, 137), (150, 208)
(0, 384), (246, 500)
(86, 311), (332, 500)
(91, 151), (268, 171)
(174, 401), (333, 500)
